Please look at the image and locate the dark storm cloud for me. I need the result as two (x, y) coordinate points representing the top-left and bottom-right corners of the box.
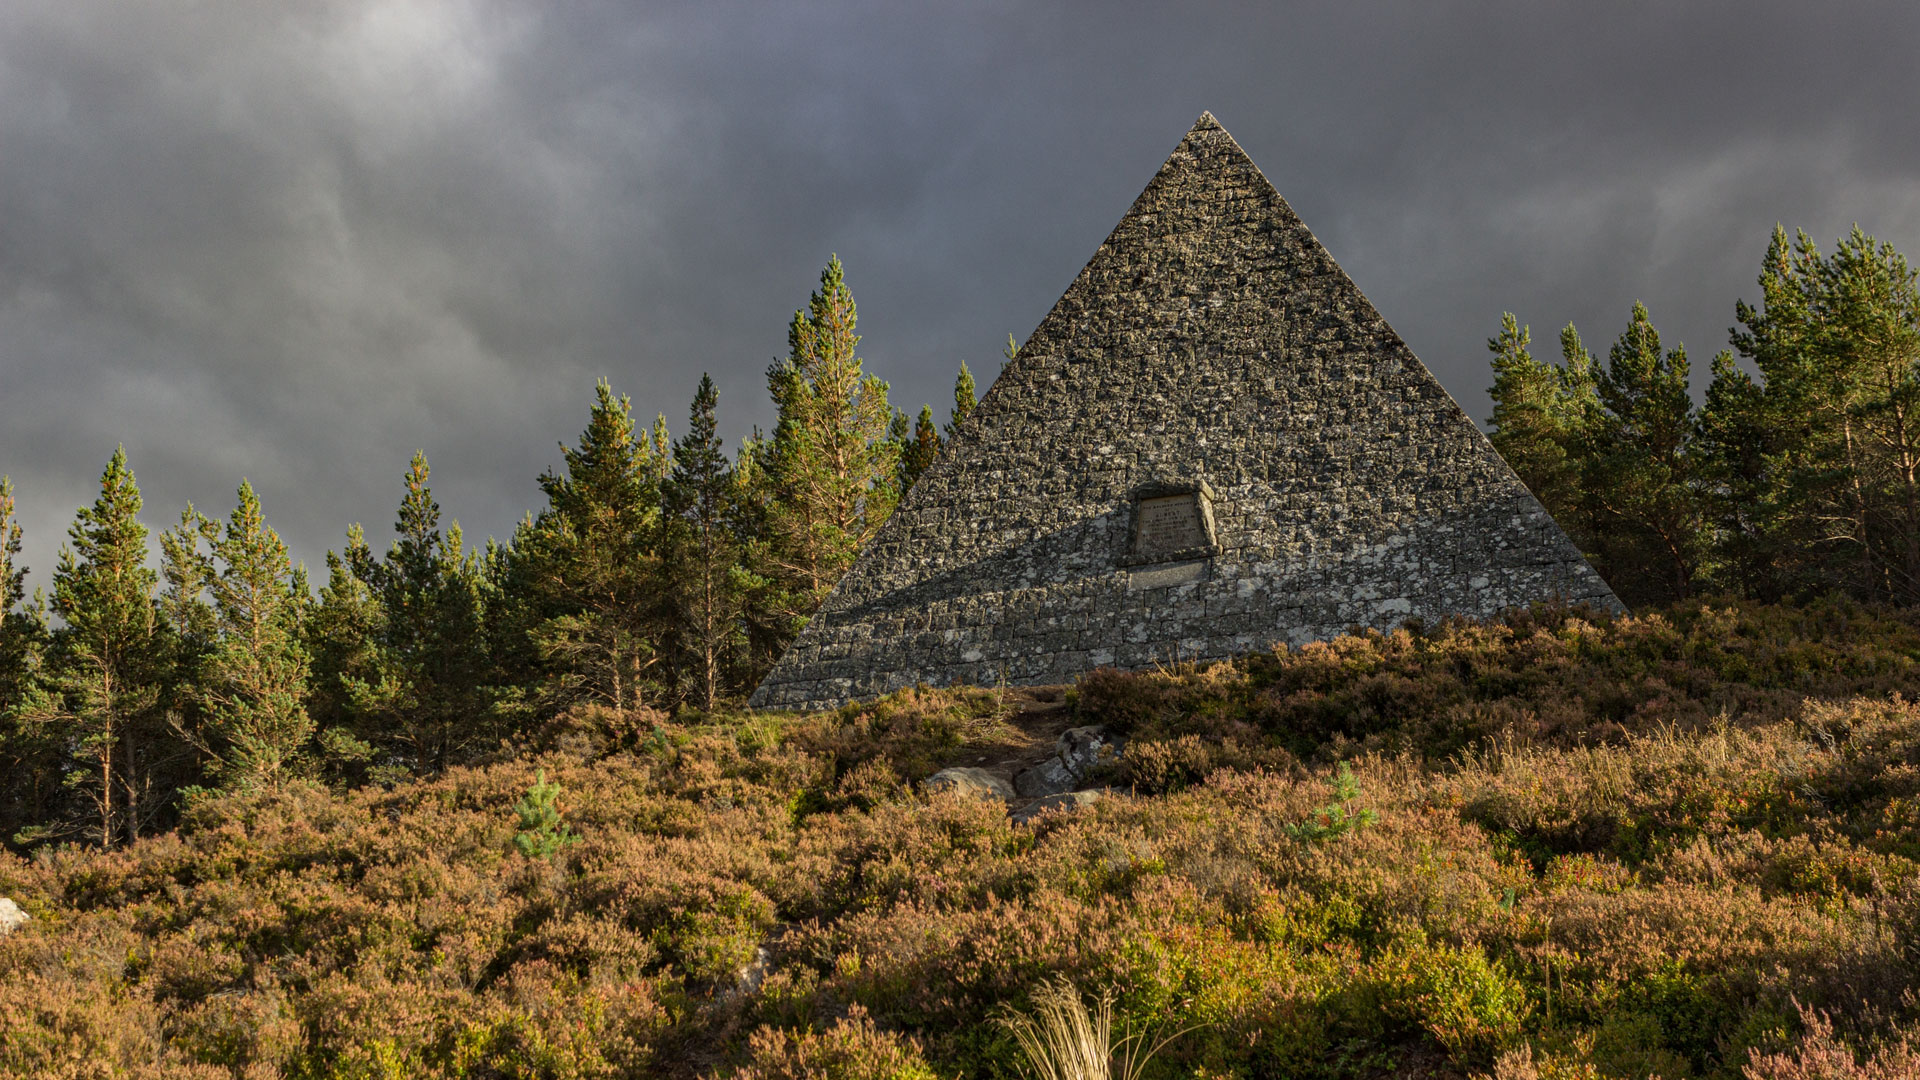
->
(4, 1), (1919, 588)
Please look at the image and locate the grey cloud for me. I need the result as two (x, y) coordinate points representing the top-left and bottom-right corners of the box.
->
(4, 1), (1919, 590)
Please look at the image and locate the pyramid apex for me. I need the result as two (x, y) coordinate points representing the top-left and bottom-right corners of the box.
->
(1192, 110), (1221, 131)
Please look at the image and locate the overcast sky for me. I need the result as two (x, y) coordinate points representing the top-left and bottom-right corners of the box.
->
(5, 2), (1920, 591)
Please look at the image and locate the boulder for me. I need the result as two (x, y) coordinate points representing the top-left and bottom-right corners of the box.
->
(1014, 755), (1078, 797)
(1058, 725), (1123, 776)
(1013, 725), (1123, 797)
(0, 898), (27, 936)
(1011, 789), (1103, 825)
(923, 767), (1014, 802)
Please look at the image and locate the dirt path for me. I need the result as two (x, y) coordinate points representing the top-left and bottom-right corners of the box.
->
(937, 684), (1080, 793)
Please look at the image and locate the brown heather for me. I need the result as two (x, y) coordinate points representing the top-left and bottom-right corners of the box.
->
(2, 599), (1919, 1079)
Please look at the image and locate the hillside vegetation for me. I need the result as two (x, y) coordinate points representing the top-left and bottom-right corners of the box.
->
(4, 600), (1920, 1079)
(10, 224), (1920, 854)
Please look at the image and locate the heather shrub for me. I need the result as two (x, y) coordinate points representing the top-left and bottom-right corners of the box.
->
(1119, 732), (1282, 793)
(445, 966), (669, 1080)
(1478, 1044), (1604, 1080)
(1365, 935), (1532, 1060)
(1740, 1004), (1920, 1080)
(1078, 600), (1920, 766)
(5, 604), (1920, 1078)
(1071, 665), (1245, 734)
(789, 684), (1019, 788)
(790, 789), (1032, 919)
(0, 964), (174, 1079)
(734, 1005), (939, 1080)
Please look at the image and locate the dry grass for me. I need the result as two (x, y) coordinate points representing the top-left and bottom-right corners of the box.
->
(996, 977), (1201, 1080)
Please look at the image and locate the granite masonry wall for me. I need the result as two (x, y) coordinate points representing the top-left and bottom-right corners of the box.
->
(749, 112), (1622, 711)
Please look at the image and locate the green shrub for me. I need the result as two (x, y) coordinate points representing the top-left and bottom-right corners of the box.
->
(1366, 936), (1532, 1062)
(513, 770), (580, 858)
(1286, 761), (1378, 843)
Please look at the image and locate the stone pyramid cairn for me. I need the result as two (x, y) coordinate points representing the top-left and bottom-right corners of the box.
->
(751, 112), (1621, 711)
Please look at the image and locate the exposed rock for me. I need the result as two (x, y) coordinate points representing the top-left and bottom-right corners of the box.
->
(723, 925), (790, 1004)
(1014, 756), (1077, 798)
(1014, 724), (1123, 797)
(1011, 790), (1103, 826)
(0, 897), (27, 936)
(1058, 725), (1122, 776)
(923, 767), (1013, 802)
(736, 945), (773, 995)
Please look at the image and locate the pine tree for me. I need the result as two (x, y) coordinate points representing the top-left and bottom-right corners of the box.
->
(1486, 317), (1611, 557)
(647, 414), (672, 488)
(757, 256), (900, 628)
(1486, 314), (1580, 523)
(1486, 307), (1708, 606)
(664, 374), (745, 710)
(0, 480), (21, 614)
(346, 453), (493, 774)
(42, 449), (165, 845)
(0, 477), (32, 711)
(476, 533), (540, 737)
(1705, 227), (1834, 598)
(729, 431), (787, 685)
(900, 404), (941, 492)
(157, 508), (218, 650)
(0, 477), (59, 844)
(887, 408), (912, 487)
(1582, 303), (1705, 604)
(1711, 226), (1920, 602)
(512, 383), (667, 721)
(946, 360), (979, 440)
(197, 482), (312, 786)
(1694, 347), (1778, 598)
(304, 539), (383, 778)
(155, 505), (218, 779)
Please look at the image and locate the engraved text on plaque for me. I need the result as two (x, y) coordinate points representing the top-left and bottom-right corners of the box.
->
(1131, 494), (1207, 560)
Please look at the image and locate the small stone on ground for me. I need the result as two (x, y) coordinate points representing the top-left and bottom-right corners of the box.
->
(923, 767), (1014, 802)
(1011, 789), (1103, 825)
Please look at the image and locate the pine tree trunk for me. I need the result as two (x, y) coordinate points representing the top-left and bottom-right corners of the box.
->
(97, 704), (114, 848)
(705, 512), (719, 710)
(1841, 417), (1886, 599)
(98, 745), (112, 848)
(122, 729), (138, 846)
(1881, 372), (1920, 601)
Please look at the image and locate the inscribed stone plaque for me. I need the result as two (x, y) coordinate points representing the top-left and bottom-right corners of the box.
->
(1132, 494), (1207, 560)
